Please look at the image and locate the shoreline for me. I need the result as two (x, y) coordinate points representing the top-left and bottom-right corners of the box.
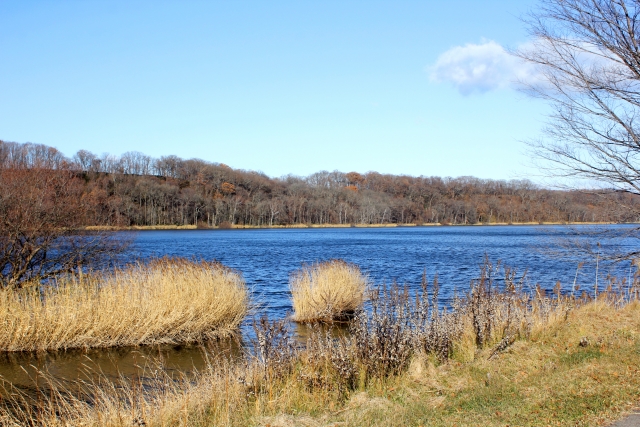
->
(82, 221), (626, 231)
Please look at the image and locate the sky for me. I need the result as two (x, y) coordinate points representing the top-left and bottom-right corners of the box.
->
(0, 0), (548, 180)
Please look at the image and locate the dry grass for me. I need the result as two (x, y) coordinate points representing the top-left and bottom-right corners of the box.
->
(84, 225), (199, 230)
(0, 258), (248, 352)
(320, 300), (640, 427)
(290, 260), (368, 323)
(3, 294), (639, 427)
(0, 358), (251, 427)
(1, 261), (640, 426)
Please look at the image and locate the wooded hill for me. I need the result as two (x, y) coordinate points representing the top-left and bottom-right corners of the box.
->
(1, 140), (637, 228)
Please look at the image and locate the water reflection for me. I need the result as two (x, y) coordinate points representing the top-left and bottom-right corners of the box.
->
(293, 321), (351, 344)
(0, 337), (243, 393)
(0, 321), (355, 394)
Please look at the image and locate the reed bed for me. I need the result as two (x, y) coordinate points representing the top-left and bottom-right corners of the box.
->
(0, 258), (248, 352)
(290, 260), (368, 323)
(1, 260), (639, 426)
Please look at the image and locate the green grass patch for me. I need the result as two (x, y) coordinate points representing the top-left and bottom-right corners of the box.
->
(560, 347), (603, 365)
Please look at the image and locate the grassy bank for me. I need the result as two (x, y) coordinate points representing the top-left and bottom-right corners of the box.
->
(2, 263), (639, 426)
(83, 221), (621, 231)
(0, 258), (248, 352)
(256, 300), (640, 427)
(84, 224), (199, 230)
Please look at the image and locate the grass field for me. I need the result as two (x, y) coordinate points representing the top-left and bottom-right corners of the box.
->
(288, 300), (640, 427)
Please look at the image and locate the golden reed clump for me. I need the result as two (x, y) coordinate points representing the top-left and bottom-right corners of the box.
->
(0, 258), (248, 352)
(290, 260), (368, 323)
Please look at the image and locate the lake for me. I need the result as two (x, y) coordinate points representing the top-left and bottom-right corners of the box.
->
(1, 224), (636, 390)
(132, 224), (637, 319)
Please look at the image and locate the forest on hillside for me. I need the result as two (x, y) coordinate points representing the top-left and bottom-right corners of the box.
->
(1, 139), (637, 228)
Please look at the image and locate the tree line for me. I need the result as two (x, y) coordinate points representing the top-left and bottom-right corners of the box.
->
(1, 139), (638, 229)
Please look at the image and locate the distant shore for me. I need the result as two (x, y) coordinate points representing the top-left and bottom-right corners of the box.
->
(83, 221), (622, 231)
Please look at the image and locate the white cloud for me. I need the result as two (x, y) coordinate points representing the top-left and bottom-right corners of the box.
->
(430, 40), (537, 95)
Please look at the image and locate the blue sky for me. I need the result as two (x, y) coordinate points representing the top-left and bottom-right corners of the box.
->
(0, 0), (547, 180)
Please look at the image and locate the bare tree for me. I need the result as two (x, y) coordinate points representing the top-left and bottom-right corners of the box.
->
(517, 0), (640, 259)
(0, 140), (69, 169)
(0, 168), (130, 289)
(518, 0), (640, 195)
(73, 149), (100, 172)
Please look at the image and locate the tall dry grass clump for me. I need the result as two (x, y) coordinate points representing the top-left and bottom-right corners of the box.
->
(290, 260), (368, 323)
(0, 258), (248, 352)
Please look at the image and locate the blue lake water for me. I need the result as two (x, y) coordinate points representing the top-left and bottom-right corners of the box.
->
(2, 224), (637, 389)
(131, 225), (638, 320)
